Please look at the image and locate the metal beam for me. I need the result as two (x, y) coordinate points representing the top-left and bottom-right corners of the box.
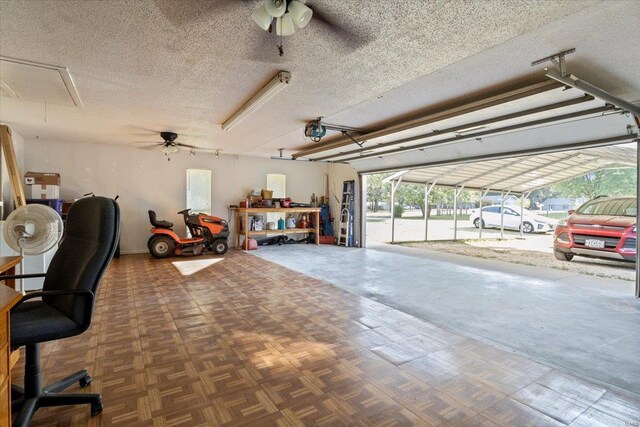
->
(454, 157), (529, 187)
(483, 155), (572, 190)
(500, 191), (505, 239)
(359, 173), (366, 248)
(424, 180), (438, 241)
(635, 116), (640, 298)
(337, 106), (617, 163)
(499, 152), (602, 191)
(382, 170), (409, 184)
(293, 80), (563, 159)
(582, 152), (637, 166)
(546, 69), (640, 117)
(452, 186), (465, 241)
(516, 161), (629, 194)
(360, 134), (637, 175)
(479, 188), (491, 239)
(390, 177), (402, 244)
(312, 95), (594, 162)
(520, 193), (525, 238)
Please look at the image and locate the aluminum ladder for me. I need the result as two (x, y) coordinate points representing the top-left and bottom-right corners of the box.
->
(337, 180), (354, 246)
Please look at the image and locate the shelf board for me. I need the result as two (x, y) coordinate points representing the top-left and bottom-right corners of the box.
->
(234, 207), (320, 213)
(241, 228), (316, 236)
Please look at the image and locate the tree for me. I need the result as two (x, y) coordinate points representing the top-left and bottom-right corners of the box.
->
(395, 184), (425, 215)
(551, 168), (636, 199)
(366, 173), (391, 211)
(529, 188), (559, 210)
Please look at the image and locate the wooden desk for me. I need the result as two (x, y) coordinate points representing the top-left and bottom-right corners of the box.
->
(0, 275), (22, 425)
(0, 257), (21, 291)
(234, 207), (321, 248)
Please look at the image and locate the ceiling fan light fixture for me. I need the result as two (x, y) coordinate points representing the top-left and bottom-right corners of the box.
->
(276, 13), (295, 36)
(162, 145), (179, 155)
(288, 1), (313, 28)
(264, 0), (286, 18)
(251, 4), (272, 31)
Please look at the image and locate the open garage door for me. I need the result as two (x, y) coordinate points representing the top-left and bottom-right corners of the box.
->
(294, 72), (640, 296)
(294, 79), (637, 172)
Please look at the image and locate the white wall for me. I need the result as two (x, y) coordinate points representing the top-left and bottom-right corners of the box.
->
(23, 138), (351, 253)
(1, 128), (24, 219)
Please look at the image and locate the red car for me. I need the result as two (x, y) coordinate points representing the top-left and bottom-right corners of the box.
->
(553, 196), (636, 262)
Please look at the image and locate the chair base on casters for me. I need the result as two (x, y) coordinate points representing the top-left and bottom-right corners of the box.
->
(11, 344), (103, 427)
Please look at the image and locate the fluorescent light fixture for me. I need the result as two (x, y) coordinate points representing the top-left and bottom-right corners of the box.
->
(221, 71), (291, 131)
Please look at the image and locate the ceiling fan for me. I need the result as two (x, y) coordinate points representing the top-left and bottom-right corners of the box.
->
(152, 0), (372, 58)
(136, 132), (218, 160)
(249, 0), (367, 56)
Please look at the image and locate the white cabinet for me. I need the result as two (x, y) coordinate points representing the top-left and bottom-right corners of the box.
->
(0, 221), (57, 291)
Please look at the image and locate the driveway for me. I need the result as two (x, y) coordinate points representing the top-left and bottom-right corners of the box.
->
(367, 216), (529, 243)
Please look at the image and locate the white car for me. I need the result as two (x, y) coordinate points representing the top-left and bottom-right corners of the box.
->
(469, 206), (557, 233)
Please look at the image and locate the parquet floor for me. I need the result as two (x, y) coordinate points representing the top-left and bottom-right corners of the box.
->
(14, 251), (640, 426)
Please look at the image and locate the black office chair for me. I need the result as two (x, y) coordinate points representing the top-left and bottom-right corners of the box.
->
(9, 196), (120, 426)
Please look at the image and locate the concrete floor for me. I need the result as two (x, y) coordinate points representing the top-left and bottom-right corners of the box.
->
(252, 243), (640, 396)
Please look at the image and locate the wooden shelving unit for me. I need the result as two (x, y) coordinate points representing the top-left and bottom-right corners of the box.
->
(233, 207), (321, 247)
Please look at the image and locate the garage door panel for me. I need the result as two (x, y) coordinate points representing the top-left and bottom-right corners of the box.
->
(352, 112), (634, 173)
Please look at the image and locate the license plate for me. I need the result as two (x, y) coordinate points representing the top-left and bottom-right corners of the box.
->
(585, 239), (605, 249)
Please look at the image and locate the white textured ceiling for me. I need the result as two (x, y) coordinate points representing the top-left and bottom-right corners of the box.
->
(0, 0), (638, 158)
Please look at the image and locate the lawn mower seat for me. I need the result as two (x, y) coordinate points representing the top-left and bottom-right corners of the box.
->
(148, 210), (173, 229)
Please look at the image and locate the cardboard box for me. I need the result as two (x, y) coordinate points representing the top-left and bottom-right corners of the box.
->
(25, 172), (61, 200)
(31, 185), (60, 199)
(25, 172), (61, 186)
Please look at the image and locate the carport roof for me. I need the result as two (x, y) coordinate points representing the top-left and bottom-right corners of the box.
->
(382, 144), (636, 194)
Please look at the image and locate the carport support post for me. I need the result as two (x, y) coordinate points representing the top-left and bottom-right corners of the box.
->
(520, 193), (525, 238)
(453, 186), (464, 241)
(424, 180), (437, 241)
(424, 183), (429, 241)
(479, 188), (490, 239)
(500, 191), (505, 239)
(390, 177), (402, 244)
(636, 132), (640, 298)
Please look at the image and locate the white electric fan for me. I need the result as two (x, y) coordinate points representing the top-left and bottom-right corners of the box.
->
(3, 204), (64, 294)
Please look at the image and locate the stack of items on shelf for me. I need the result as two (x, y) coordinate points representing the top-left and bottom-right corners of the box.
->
(24, 172), (64, 214)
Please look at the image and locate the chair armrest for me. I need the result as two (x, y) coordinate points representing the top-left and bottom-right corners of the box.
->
(19, 289), (94, 303)
(15, 289), (96, 328)
(0, 273), (47, 280)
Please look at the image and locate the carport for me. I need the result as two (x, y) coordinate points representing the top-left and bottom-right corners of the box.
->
(294, 62), (640, 297)
(381, 144), (637, 243)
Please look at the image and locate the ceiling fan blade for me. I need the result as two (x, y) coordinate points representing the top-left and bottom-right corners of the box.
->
(177, 143), (216, 151)
(308, 3), (373, 49)
(137, 144), (163, 150)
(154, 0), (256, 26)
(153, 0), (217, 25)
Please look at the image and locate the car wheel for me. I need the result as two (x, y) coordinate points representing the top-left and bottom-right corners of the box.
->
(522, 222), (534, 233)
(149, 236), (175, 258)
(554, 250), (573, 261)
(473, 218), (485, 229)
